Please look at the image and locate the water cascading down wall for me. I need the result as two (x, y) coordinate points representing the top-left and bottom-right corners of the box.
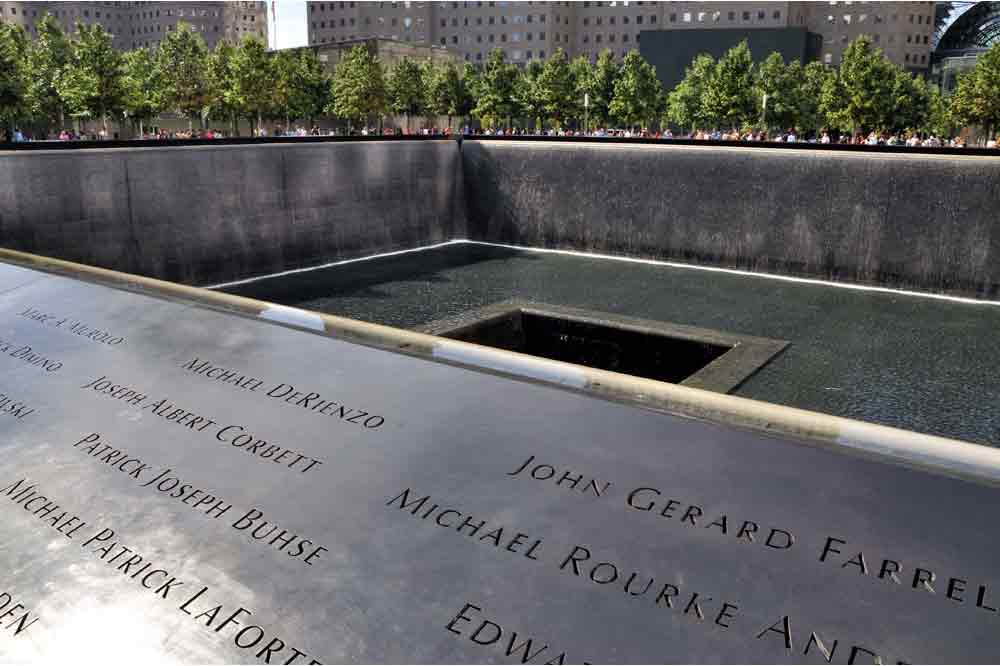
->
(1, 139), (999, 297)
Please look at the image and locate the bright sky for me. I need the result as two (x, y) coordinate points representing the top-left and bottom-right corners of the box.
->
(274, 0), (308, 49)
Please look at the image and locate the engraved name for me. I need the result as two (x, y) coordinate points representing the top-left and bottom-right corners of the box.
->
(0, 337), (62, 372)
(181, 357), (386, 429)
(447, 602), (589, 664)
(0, 591), (40, 638)
(17, 307), (124, 345)
(0, 392), (34, 420)
(387, 488), (544, 561)
(80, 375), (324, 474)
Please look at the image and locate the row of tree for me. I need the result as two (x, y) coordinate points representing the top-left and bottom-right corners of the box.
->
(1, 14), (999, 138)
(0, 17), (331, 135)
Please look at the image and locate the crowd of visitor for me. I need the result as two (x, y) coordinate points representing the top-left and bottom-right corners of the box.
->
(2, 124), (997, 148)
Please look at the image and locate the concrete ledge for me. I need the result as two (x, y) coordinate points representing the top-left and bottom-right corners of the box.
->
(5, 245), (1000, 490)
(462, 140), (1000, 298)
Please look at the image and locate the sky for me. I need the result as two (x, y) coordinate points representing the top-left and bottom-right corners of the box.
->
(273, 0), (308, 49)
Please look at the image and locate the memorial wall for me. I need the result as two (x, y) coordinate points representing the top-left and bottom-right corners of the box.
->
(462, 141), (1000, 298)
(3, 139), (1000, 298)
(1, 256), (999, 663)
(0, 141), (467, 286)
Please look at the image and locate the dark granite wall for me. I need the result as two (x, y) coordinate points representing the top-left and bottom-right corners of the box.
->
(0, 140), (466, 285)
(462, 141), (1000, 298)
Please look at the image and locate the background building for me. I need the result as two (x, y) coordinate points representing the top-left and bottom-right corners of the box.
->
(0, 1), (267, 50)
(306, 1), (935, 71)
(933, 1), (999, 93)
(304, 35), (461, 74)
(640, 26), (821, 91)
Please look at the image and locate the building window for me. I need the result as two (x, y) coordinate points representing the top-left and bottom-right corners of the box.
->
(682, 12), (691, 22)
(824, 52), (832, 64)
(772, 10), (781, 20)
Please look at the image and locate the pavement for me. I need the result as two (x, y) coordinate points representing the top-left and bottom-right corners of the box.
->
(221, 242), (1000, 446)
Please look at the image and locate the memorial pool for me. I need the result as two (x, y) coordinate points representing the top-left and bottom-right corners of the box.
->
(219, 241), (1000, 447)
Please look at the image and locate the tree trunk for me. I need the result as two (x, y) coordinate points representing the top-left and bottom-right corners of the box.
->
(139, 119), (144, 137)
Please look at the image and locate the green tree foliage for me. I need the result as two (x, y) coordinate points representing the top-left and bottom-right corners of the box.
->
(472, 49), (518, 128)
(665, 53), (714, 132)
(609, 50), (661, 129)
(889, 69), (930, 133)
(820, 36), (896, 134)
(512, 59), (543, 129)
(796, 60), (833, 134)
(122, 47), (162, 135)
(25, 14), (72, 130)
(537, 48), (577, 129)
(949, 42), (1000, 137)
(755, 52), (798, 131)
(702, 40), (756, 129)
(329, 44), (386, 130)
(387, 57), (425, 132)
(0, 23), (28, 132)
(58, 23), (124, 133)
(231, 37), (275, 133)
(205, 40), (238, 133)
(157, 22), (210, 129)
(922, 85), (953, 137)
(271, 48), (328, 129)
(425, 62), (466, 130)
(584, 49), (618, 129)
(294, 49), (332, 126)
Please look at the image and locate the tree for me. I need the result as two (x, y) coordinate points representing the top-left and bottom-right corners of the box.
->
(922, 85), (953, 137)
(157, 22), (210, 130)
(426, 62), (466, 131)
(386, 56), (425, 133)
(122, 47), (162, 136)
(665, 53), (714, 132)
(512, 59), (543, 129)
(755, 52), (798, 131)
(949, 42), (1000, 139)
(702, 40), (756, 129)
(205, 40), (238, 133)
(0, 23), (27, 135)
(537, 48), (577, 128)
(583, 49), (617, 129)
(889, 68), (930, 133)
(271, 48), (329, 130)
(25, 13), (72, 131)
(609, 50), (661, 130)
(294, 49), (332, 127)
(796, 60), (833, 135)
(329, 44), (386, 132)
(230, 37), (274, 134)
(58, 23), (124, 134)
(472, 49), (518, 129)
(820, 36), (896, 135)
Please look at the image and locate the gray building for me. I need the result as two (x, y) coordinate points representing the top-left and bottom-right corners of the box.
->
(0, 1), (267, 50)
(306, 1), (935, 70)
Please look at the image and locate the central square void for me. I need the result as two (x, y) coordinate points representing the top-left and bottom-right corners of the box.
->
(421, 301), (788, 392)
